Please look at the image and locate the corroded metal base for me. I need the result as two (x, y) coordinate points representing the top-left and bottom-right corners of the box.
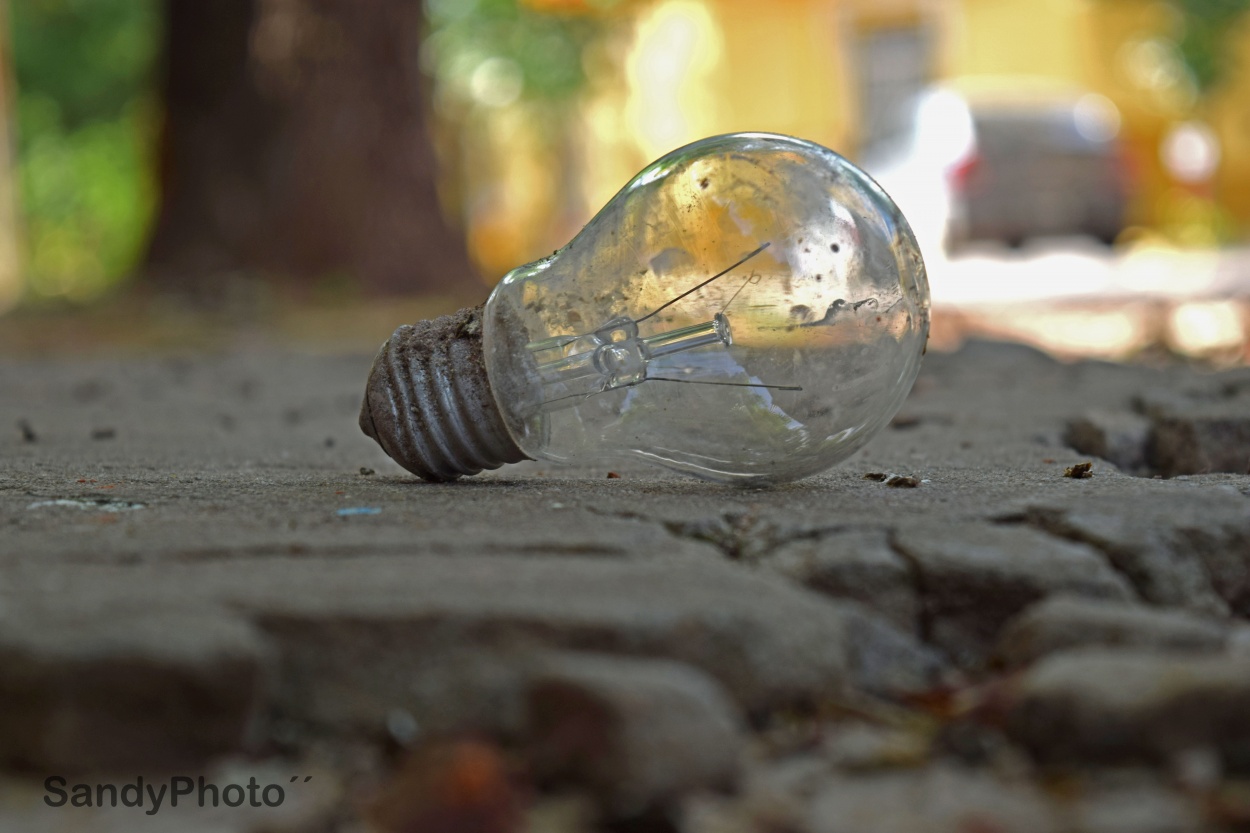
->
(359, 306), (527, 482)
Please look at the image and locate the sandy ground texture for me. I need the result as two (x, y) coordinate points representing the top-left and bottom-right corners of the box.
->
(2, 336), (1250, 833)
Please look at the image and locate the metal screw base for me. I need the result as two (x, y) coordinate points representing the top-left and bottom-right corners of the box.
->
(359, 305), (527, 482)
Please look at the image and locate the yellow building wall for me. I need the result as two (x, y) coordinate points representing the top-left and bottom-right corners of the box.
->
(578, 0), (861, 234)
(710, 0), (852, 152)
(1211, 20), (1250, 229)
(495, 0), (1250, 275)
(1082, 0), (1176, 229)
(948, 0), (1092, 83)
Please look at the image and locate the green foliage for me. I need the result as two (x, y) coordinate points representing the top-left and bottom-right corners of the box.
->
(423, 0), (616, 107)
(1174, 0), (1250, 93)
(10, 0), (161, 301)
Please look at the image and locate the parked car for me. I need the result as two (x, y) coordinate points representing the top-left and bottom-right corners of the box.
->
(863, 80), (1131, 254)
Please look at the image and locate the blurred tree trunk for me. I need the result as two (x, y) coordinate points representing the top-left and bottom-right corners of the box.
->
(144, 0), (475, 297)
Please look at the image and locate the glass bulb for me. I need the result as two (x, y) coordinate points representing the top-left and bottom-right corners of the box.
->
(361, 133), (930, 484)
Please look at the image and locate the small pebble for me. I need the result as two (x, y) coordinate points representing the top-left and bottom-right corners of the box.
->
(1064, 462), (1093, 479)
(865, 472), (920, 487)
(886, 475), (920, 488)
(359, 467), (375, 476)
(606, 472), (621, 479)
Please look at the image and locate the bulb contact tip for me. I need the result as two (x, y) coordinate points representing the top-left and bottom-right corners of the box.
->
(360, 305), (527, 482)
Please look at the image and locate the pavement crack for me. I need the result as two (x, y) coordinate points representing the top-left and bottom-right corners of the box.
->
(160, 541), (630, 564)
(664, 512), (861, 563)
(1011, 506), (1154, 606)
(585, 505), (850, 562)
(662, 511), (781, 561)
(884, 528), (938, 648)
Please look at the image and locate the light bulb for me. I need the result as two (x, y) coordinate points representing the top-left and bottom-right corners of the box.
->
(361, 133), (930, 484)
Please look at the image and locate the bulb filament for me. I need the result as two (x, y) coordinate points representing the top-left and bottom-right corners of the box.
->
(528, 243), (801, 411)
(634, 241), (771, 324)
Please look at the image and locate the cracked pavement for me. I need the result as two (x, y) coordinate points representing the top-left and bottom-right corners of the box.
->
(2, 337), (1250, 832)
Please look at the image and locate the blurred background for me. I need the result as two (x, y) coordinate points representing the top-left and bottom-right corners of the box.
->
(1, 0), (1249, 362)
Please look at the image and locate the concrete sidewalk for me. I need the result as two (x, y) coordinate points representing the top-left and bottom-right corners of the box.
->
(2, 337), (1249, 832)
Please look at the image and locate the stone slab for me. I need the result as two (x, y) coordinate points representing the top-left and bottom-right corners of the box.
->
(891, 522), (1134, 666)
(0, 601), (269, 773)
(525, 652), (743, 813)
(1007, 649), (1250, 769)
(1022, 492), (1250, 616)
(996, 596), (1229, 668)
(763, 529), (920, 634)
